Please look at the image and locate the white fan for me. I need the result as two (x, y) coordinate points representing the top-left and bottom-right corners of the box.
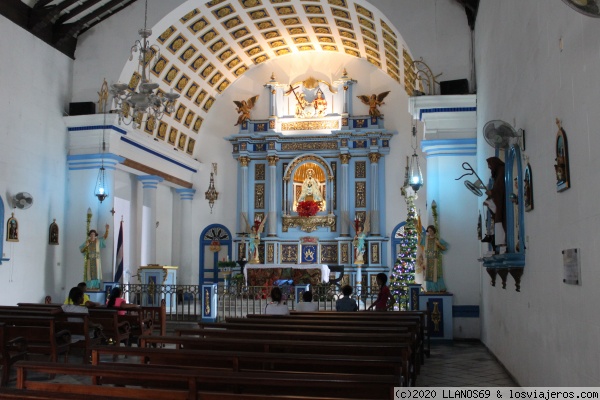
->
(13, 192), (34, 210)
(483, 120), (521, 150)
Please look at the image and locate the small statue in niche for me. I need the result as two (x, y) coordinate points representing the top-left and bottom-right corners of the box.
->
(233, 95), (259, 126)
(357, 91), (390, 118)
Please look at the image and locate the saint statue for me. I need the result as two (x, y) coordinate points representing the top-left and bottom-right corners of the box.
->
(248, 216), (267, 264)
(420, 225), (448, 292)
(297, 169), (323, 202)
(80, 224), (109, 290)
(312, 89), (327, 117)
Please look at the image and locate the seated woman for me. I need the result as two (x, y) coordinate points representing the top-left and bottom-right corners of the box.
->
(265, 287), (290, 315)
(106, 287), (139, 316)
(295, 290), (318, 312)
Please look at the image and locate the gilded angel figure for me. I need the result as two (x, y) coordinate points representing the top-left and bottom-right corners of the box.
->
(357, 91), (390, 118)
(233, 95), (259, 126)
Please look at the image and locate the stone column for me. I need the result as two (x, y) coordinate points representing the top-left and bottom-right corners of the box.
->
(138, 175), (163, 265)
(339, 154), (351, 237)
(368, 152), (381, 236)
(266, 155), (279, 236)
(175, 188), (196, 284)
(238, 156), (250, 234)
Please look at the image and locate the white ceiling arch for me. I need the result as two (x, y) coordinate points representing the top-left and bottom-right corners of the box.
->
(115, 0), (415, 156)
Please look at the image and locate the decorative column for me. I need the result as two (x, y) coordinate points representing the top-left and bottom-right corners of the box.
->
(339, 154), (351, 237)
(138, 175), (163, 265)
(238, 156), (250, 234)
(175, 188), (196, 284)
(368, 152), (381, 236)
(266, 155), (279, 237)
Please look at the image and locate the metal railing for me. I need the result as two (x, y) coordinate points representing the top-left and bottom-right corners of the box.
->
(119, 283), (409, 322)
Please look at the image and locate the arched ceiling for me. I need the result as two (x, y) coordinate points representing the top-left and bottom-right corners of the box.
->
(116, 0), (415, 156)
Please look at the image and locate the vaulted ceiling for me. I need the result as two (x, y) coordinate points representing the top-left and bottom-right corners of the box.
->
(2, 0), (479, 59)
(0, 0), (479, 157)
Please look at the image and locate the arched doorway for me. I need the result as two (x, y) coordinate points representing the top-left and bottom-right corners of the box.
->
(199, 224), (233, 286)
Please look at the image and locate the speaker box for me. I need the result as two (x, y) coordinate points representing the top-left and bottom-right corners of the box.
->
(69, 102), (96, 116)
(440, 79), (469, 95)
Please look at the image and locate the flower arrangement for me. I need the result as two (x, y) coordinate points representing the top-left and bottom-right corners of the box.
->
(297, 200), (321, 217)
(218, 259), (237, 269)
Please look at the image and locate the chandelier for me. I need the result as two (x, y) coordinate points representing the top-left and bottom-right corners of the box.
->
(95, 124), (109, 203)
(205, 163), (219, 213)
(408, 120), (424, 192)
(110, 0), (179, 127)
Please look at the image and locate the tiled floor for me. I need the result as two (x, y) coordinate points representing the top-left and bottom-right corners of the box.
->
(418, 340), (518, 387)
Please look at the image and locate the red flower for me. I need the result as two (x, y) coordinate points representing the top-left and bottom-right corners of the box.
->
(297, 200), (321, 217)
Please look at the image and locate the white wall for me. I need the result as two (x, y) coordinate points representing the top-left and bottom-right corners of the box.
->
(476, 0), (600, 386)
(0, 16), (73, 304)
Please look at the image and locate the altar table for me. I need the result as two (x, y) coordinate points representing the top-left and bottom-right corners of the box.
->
(244, 264), (330, 286)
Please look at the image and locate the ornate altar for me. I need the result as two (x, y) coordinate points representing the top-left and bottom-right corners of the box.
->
(225, 71), (396, 286)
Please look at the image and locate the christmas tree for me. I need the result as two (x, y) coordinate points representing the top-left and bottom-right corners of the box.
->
(389, 195), (418, 310)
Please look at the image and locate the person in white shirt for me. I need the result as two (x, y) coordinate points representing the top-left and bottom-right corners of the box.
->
(295, 290), (318, 312)
(265, 287), (290, 315)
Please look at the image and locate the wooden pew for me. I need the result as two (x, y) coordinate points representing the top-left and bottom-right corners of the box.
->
(280, 311), (430, 359)
(15, 360), (397, 399)
(90, 345), (405, 385)
(237, 313), (426, 362)
(0, 323), (27, 387)
(140, 335), (413, 386)
(87, 309), (130, 348)
(0, 386), (360, 400)
(194, 320), (419, 382)
(0, 387), (124, 400)
(0, 316), (70, 363)
(18, 302), (164, 341)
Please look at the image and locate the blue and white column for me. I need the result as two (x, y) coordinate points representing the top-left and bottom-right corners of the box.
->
(138, 175), (163, 265)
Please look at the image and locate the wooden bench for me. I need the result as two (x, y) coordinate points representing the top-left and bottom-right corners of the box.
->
(90, 345), (405, 385)
(284, 311), (430, 359)
(238, 313), (426, 362)
(0, 315), (70, 363)
(87, 309), (130, 348)
(0, 386), (360, 400)
(15, 360), (398, 399)
(0, 323), (27, 387)
(140, 335), (413, 386)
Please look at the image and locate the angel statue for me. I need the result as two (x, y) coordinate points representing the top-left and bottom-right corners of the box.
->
(352, 215), (370, 265)
(233, 95), (259, 126)
(244, 214), (268, 264)
(357, 91), (390, 118)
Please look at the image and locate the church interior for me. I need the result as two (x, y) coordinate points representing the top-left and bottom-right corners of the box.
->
(1, 0), (599, 388)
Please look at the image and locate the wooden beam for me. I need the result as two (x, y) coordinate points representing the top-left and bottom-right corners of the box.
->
(121, 158), (194, 189)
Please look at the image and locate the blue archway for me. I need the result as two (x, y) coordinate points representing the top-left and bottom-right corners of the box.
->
(198, 224), (233, 286)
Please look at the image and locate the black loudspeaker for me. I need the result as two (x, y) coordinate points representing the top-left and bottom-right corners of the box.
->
(440, 79), (469, 95)
(69, 102), (96, 116)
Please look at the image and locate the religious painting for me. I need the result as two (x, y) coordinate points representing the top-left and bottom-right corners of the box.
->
(555, 119), (570, 192)
(49, 219), (59, 245)
(524, 163), (533, 212)
(6, 213), (18, 242)
(292, 162), (326, 212)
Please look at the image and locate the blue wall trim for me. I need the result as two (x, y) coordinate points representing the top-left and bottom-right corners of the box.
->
(419, 107), (477, 121)
(452, 305), (480, 318)
(68, 125), (127, 135)
(120, 137), (197, 173)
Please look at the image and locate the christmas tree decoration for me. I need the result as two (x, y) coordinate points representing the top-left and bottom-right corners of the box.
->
(389, 195), (418, 310)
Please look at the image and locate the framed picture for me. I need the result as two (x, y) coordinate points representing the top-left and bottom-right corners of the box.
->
(555, 119), (570, 192)
(6, 213), (18, 242)
(49, 219), (59, 245)
(524, 163), (533, 212)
